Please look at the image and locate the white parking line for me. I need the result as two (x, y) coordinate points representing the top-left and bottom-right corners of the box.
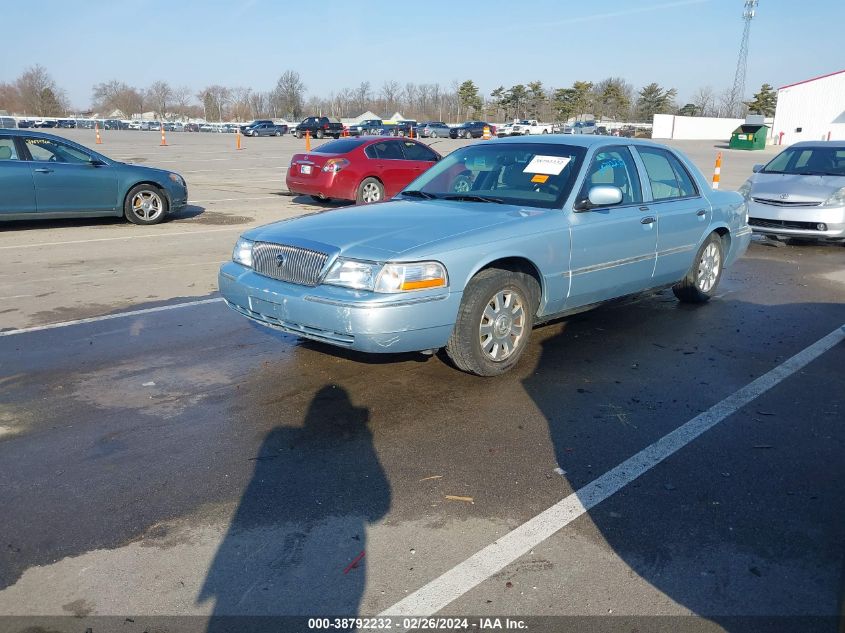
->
(381, 323), (845, 617)
(0, 298), (225, 337)
(0, 228), (240, 250)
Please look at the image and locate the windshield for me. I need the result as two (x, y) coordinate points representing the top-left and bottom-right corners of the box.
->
(762, 147), (845, 176)
(401, 142), (586, 209)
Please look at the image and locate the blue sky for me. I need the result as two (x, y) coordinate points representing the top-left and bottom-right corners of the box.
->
(2, 0), (843, 109)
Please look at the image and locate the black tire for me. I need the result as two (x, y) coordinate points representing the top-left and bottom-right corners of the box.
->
(430, 131), (438, 138)
(275, 130), (281, 136)
(356, 177), (384, 204)
(293, 131), (300, 139)
(464, 130), (472, 139)
(316, 129), (324, 139)
(333, 134), (340, 139)
(124, 184), (168, 225)
(446, 268), (539, 376)
(673, 232), (724, 303)
(310, 195), (331, 203)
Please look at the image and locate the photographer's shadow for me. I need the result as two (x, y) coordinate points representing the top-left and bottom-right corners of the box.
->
(199, 384), (389, 627)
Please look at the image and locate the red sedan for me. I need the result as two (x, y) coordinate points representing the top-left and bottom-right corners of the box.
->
(286, 137), (442, 204)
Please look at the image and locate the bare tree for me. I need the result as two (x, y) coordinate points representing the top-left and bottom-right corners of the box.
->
(16, 65), (68, 116)
(228, 87), (252, 121)
(171, 85), (194, 118)
(354, 81), (371, 113)
(92, 80), (143, 118)
(0, 83), (21, 113)
(197, 85), (231, 121)
(691, 86), (716, 117)
(248, 91), (267, 118)
(145, 80), (173, 119)
(380, 80), (401, 113)
(270, 71), (306, 119)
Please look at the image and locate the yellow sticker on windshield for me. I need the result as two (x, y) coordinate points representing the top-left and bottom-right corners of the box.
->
(531, 174), (549, 183)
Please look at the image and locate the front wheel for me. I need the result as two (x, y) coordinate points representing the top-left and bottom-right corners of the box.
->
(356, 177), (384, 204)
(446, 268), (538, 376)
(430, 131), (438, 138)
(316, 129), (324, 139)
(673, 233), (723, 303)
(464, 130), (472, 139)
(124, 185), (168, 225)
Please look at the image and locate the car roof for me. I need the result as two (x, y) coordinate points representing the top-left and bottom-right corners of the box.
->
(493, 134), (663, 149)
(788, 140), (845, 149)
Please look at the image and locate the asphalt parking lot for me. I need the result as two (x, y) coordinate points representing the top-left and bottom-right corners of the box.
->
(0, 130), (843, 632)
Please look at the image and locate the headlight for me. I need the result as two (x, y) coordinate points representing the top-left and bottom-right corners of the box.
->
(375, 262), (448, 292)
(323, 259), (381, 290)
(232, 237), (254, 267)
(823, 186), (845, 207)
(169, 173), (185, 187)
(737, 178), (753, 199)
(323, 259), (448, 293)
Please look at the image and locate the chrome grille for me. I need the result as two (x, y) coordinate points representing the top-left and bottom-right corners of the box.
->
(752, 197), (821, 207)
(252, 242), (329, 286)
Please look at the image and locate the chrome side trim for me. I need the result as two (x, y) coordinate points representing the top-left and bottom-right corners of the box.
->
(569, 244), (695, 277)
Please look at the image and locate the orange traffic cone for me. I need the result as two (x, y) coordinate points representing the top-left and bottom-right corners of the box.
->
(95, 122), (102, 144)
(305, 130), (311, 151)
(712, 152), (722, 189)
(236, 128), (242, 150)
(160, 123), (167, 146)
(409, 126), (414, 139)
(482, 125), (491, 140)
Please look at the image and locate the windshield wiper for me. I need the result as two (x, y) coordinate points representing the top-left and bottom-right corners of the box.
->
(442, 194), (505, 204)
(401, 190), (438, 199)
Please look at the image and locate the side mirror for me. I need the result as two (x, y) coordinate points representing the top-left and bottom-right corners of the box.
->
(752, 164), (764, 173)
(575, 186), (623, 211)
(89, 159), (107, 167)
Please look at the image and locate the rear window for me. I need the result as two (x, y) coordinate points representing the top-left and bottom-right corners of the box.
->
(311, 138), (367, 154)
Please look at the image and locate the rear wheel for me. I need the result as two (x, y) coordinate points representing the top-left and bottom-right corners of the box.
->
(430, 131), (438, 138)
(124, 185), (168, 225)
(464, 130), (472, 139)
(446, 268), (538, 376)
(356, 177), (384, 204)
(673, 233), (723, 303)
(316, 129), (324, 139)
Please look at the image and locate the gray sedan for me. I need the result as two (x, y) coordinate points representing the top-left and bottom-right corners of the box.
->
(740, 141), (845, 242)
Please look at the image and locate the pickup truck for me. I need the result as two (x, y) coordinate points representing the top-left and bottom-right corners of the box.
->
(294, 116), (344, 139)
(510, 119), (553, 135)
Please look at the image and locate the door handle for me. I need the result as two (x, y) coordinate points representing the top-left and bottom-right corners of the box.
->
(696, 209), (707, 216)
(641, 216), (656, 225)
(34, 168), (53, 174)
(639, 206), (650, 212)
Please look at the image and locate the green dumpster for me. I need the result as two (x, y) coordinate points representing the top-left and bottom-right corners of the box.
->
(729, 124), (769, 150)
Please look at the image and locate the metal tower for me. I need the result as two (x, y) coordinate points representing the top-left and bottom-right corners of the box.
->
(729, 0), (759, 116)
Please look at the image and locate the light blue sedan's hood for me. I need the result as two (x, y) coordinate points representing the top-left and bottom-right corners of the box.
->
(243, 199), (553, 260)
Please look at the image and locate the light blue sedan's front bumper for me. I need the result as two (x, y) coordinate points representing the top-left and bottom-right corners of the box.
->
(218, 262), (463, 353)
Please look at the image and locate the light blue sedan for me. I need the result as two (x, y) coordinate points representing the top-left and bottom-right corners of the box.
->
(0, 130), (187, 224)
(220, 136), (751, 375)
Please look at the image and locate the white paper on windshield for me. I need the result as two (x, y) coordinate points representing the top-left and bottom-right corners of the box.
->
(523, 155), (571, 176)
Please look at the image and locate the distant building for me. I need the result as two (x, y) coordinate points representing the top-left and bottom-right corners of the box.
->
(773, 69), (845, 145)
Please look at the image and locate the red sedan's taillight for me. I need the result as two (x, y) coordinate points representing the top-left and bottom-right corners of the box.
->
(322, 158), (350, 173)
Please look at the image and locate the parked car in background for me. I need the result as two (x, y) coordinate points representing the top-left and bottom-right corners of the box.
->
(17, 120), (35, 129)
(595, 126), (609, 135)
(294, 116), (344, 139)
(34, 120), (57, 128)
(571, 121), (596, 135)
(347, 119), (383, 136)
(414, 121), (451, 138)
(222, 136), (750, 375)
(511, 120), (553, 135)
(240, 119), (273, 133)
(286, 136), (441, 204)
(0, 129), (187, 225)
(740, 141), (845, 243)
(450, 121), (496, 139)
(244, 122), (288, 136)
(185, 123), (200, 132)
(496, 123), (515, 137)
(57, 119), (76, 129)
(0, 117), (16, 129)
(618, 125), (636, 138)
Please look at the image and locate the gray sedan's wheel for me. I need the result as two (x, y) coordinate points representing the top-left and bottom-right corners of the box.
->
(356, 177), (384, 204)
(446, 268), (538, 376)
(673, 232), (723, 303)
(430, 131), (438, 138)
(124, 185), (168, 225)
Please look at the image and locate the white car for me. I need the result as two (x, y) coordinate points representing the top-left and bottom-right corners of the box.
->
(511, 120), (553, 135)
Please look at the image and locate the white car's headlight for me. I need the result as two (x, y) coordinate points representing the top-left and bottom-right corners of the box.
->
(232, 237), (254, 267)
(323, 259), (448, 293)
(737, 178), (753, 199)
(823, 186), (845, 207)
